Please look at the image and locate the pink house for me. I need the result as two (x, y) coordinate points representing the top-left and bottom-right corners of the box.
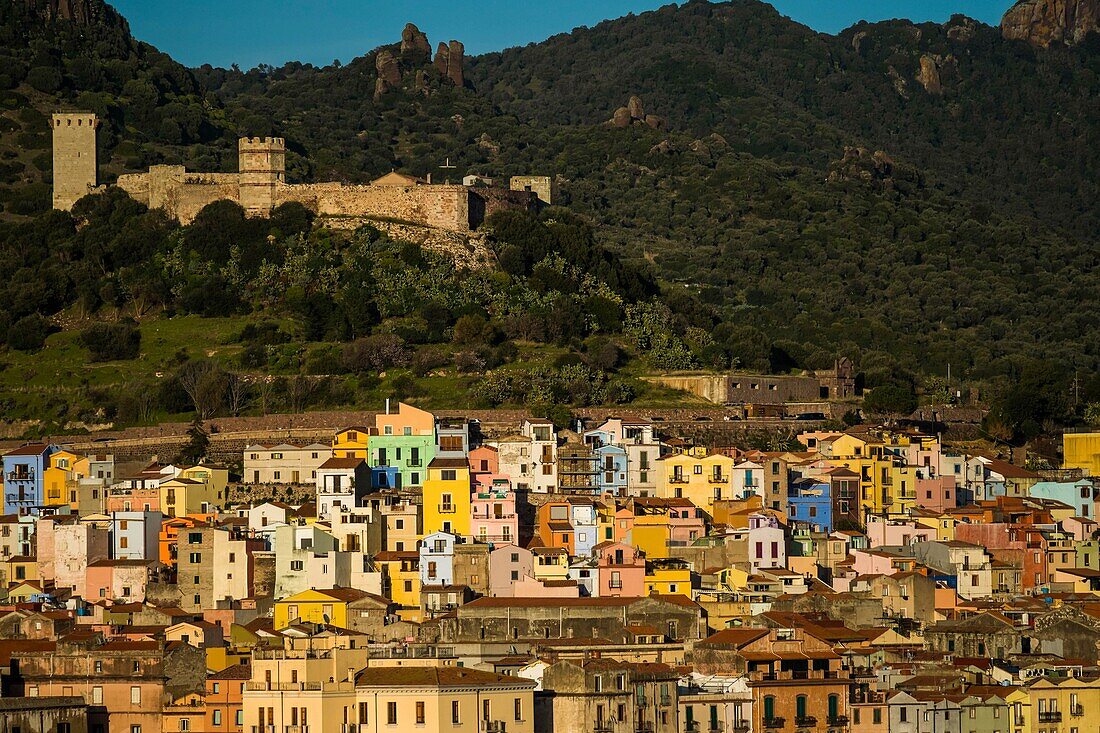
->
(471, 477), (518, 544)
(915, 476), (957, 513)
(613, 506), (634, 545)
(851, 548), (905, 576)
(865, 517), (937, 547)
(468, 445), (499, 477)
(513, 574), (581, 598)
(85, 559), (151, 603)
(594, 541), (646, 598)
(662, 498), (706, 546)
(106, 487), (160, 513)
(488, 544), (533, 597)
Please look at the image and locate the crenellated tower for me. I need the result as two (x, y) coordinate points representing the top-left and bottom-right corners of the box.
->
(238, 136), (286, 216)
(51, 112), (99, 211)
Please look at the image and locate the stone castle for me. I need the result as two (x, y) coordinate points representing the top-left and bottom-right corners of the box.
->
(52, 112), (551, 233)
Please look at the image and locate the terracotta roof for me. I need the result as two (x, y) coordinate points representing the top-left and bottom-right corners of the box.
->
(318, 457), (364, 469)
(209, 663), (252, 680)
(428, 458), (471, 468)
(3, 443), (51, 457)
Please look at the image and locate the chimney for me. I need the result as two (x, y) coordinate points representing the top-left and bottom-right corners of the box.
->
(385, 399), (391, 415)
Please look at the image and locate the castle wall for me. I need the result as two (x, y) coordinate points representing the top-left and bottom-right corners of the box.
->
(471, 187), (539, 226)
(509, 175), (553, 205)
(276, 182), (471, 232)
(116, 169), (241, 224)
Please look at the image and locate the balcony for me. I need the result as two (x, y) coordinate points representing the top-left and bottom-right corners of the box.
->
(609, 580), (623, 589)
(763, 718), (785, 729)
(827, 715), (848, 726)
(6, 471), (34, 482)
(486, 721), (507, 733)
(594, 724), (613, 733)
(794, 717), (816, 728)
(1072, 704), (1085, 717)
(732, 724), (750, 733)
(709, 475), (728, 484)
(438, 504), (456, 513)
(472, 512), (516, 520)
(407, 459), (422, 467)
(1038, 712), (1061, 723)
(669, 476), (689, 484)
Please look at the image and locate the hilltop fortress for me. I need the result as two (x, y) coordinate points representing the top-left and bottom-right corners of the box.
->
(51, 112), (551, 233)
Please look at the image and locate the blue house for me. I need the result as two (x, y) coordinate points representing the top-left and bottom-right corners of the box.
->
(371, 465), (401, 491)
(2, 443), (59, 515)
(584, 428), (629, 496)
(786, 477), (834, 532)
(1029, 480), (1094, 518)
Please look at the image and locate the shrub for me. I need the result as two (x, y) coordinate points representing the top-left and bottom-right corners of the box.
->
(7, 314), (51, 351)
(79, 322), (141, 361)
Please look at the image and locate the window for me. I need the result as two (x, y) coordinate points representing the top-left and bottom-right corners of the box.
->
(900, 707), (908, 723)
(387, 701), (397, 725)
(188, 532), (202, 544)
(442, 469), (457, 481)
(179, 720), (189, 732)
(92, 686), (103, 704)
(212, 711), (222, 726)
(452, 700), (461, 724)
(189, 552), (201, 563)
(131, 686), (141, 704)
(95, 660), (103, 673)
(415, 701), (425, 725)
(872, 709), (882, 724)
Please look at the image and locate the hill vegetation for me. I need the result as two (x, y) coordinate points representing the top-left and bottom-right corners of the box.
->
(0, 0), (1098, 441)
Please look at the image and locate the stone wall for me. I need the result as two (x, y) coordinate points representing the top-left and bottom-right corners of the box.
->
(277, 182), (471, 232)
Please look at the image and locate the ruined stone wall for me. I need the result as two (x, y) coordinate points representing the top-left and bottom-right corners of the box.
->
(471, 187), (538, 225)
(277, 183), (470, 232)
(116, 168), (240, 224)
(509, 175), (553, 205)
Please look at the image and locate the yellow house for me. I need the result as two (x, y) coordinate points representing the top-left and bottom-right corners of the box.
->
(1005, 688), (1031, 733)
(354, 667), (536, 733)
(159, 477), (220, 517)
(333, 426), (371, 459)
(376, 550), (422, 610)
(43, 450), (88, 507)
(273, 587), (372, 629)
(912, 510), (957, 541)
(1064, 431), (1100, 476)
(179, 464), (229, 499)
(644, 559), (692, 596)
(657, 452), (736, 513)
(531, 547), (570, 582)
(422, 457), (472, 537)
(631, 515), (671, 560)
(1027, 675), (1100, 731)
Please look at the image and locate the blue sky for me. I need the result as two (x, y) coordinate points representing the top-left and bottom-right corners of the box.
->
(111, 0), (1016, 69)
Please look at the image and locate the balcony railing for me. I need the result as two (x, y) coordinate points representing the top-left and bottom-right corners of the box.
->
(1038, 712), (1062, 723)
(1072, 704), (1085, 717)
(6, 471), (34, 482)
(751, 669), (843, 681)
(669, 476), (689, 484)
(472, 512), (516, 520)
(438, 504), (455, 513)
(763, 718), (785, 729)
(609, 580), (623, 589)
(827, 715), (848, 726)
(794, 716), (816, 728)
(709, 475), (728, 483)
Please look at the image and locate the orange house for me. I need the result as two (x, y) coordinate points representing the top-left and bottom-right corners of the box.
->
(206, 663), (249, 733)
(160, 516), (204, 568)
(536, 500), (575, 555)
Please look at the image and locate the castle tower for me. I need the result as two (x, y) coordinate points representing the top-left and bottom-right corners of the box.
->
(238, 136), (286, 216)
(52, 112), (99, 211)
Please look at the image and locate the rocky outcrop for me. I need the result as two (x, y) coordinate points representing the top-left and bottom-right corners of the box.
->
(827, 146), (896, 185)
(374, 50), (402, 100)
(1001, 0), (1100, 46)
(21, 0), (127, 29)
(400, 22), (432, 63)
(915, 54), (957, 95)
(433, 40), (465, 87)
(375, 24), (466, 99)
(608, 96), (665, 130)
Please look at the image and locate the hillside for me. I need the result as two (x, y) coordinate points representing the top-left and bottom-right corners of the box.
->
(0, 0), (1097, 441)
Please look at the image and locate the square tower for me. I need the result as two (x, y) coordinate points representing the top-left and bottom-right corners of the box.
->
(238, 136), (286, 216)
(52, 112), (99, 211)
